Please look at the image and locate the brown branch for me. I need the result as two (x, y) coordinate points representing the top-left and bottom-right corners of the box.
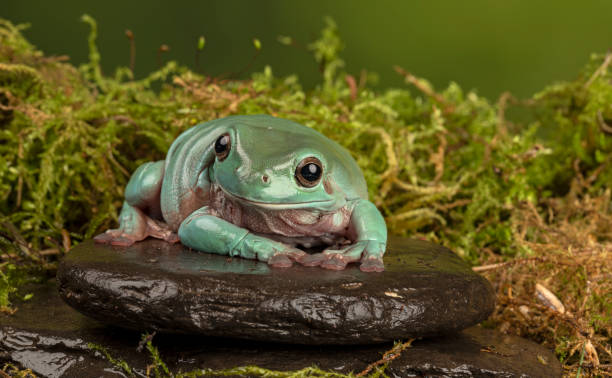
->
(496, 91), (514, 138)
(596, 110), (612, 135)
(431, 132), (447, 182)
(136, 331), (156, 352)
(345, 74), (358, 101)
(394, 66), (453, 113)
(89, 115), (138, 127)
(157, 44), (170, 69)
(358, 69), (367, 89)
(125, 30), (135, 75)
(357, 339), (414, 377)
(435, 198), (472, 212)
(107, 150), (130, 178)
(473, 257), (544, 272)
(1, 248), (59, 261)
(61, 229), (71, 252)
(16, 134), (24, 208)
(0, 221), (40, 262)
(584, 50), (612, 88)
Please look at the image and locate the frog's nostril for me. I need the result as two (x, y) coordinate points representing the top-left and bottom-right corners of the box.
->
(262, 175), (269, 184)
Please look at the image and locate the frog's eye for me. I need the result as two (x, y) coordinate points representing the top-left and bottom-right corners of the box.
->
(295, 157), (323, 188)
(214, 133), (231, 161)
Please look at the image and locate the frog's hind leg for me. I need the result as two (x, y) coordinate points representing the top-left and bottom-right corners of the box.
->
(94, 161), (178, 246)
(94, 201), (179, 246)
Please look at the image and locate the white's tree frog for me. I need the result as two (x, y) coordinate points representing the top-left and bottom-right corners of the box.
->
(95, 115), (387, 272)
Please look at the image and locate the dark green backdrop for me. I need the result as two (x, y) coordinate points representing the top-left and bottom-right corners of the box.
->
(3, 0), (612, 99)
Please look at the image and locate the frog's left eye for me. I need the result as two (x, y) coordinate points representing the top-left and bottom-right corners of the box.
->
(295, 157), (323, 188)
(214, 133), (231, 161)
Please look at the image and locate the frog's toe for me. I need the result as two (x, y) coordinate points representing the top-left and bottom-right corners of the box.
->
(359, 256), (384, 272)
(268, 253), (294, 268)
(317, 243), (364, 270)
(165, 232), (180, 244)
(110, 235), (137, 247)
(93, 233), (111, 244)
(93, 230), (121, 244)
(320, 254), (351, 270)
(359, 240), (386, 272)
(297, 253), (326, 267)
(94, 231), (139, 247)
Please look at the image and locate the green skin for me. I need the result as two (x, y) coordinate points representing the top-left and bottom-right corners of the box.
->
(95, 115), (387, 272)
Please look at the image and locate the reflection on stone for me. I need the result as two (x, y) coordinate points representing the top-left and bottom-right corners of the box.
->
(0, 283), (562, 377)
(57, 237), (495, 344)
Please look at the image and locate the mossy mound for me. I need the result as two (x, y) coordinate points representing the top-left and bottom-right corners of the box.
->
(0, 16), (610, 377)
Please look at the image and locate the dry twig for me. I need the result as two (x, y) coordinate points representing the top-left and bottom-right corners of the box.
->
(597, 110), (612, 135)
(394, 66), (454, 113)
(584, 50), (612, 88)
(472, 257), (543, 272)
(356, 339), (414, 377)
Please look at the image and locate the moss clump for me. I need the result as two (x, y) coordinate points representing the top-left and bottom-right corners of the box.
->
(0, 263), (33, 313)
(0, 15), (610, 377)
(90, 333), (408, 377)
(1, 363), (36, 378)
(88, 342), (134, 376)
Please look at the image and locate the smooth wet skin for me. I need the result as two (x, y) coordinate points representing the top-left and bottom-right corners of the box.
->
(95, 115), (387, 272)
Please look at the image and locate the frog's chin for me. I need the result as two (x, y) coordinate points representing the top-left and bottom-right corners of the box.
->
(219, 186), (339, 211)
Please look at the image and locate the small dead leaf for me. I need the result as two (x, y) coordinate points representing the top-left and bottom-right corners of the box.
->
(341, 282), (363, 289)
(480, 345), (511, 357)
(384, 291), (403, 298)
(61, 229), (71, 251)
(535, 283), (565, 314)
(584, 340), (600, 366)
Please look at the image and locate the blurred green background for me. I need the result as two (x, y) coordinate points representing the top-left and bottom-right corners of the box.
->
(3, 0), (612, 100)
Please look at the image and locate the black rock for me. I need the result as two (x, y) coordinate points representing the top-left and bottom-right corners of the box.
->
(0, 283), (561, 378)
(57, 237), (495, 345)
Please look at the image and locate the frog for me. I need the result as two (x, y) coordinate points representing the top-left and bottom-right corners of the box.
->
(94, 115), (387, 272)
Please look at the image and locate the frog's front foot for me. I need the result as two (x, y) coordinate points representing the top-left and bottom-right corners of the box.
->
(236, 234), (308, 268)
(94, 202), (179, 246)
(299, 240), (386, 272)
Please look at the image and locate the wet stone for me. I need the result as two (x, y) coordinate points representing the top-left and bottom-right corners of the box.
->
(0, 283), (562, 378)
(56, 237), (495, 345)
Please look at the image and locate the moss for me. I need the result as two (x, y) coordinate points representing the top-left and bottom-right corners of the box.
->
(1, 15), (611, 377)
(90, 334), (412, 377)
(88, 342), (134, 376)
(142, 333), (171, 378)
(0, 263), (40, 313)
(1, 363), (36, 378)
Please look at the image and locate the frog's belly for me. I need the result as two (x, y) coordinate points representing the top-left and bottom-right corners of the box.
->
(211, 189), (352, 247)
(254, 233), (348, 249)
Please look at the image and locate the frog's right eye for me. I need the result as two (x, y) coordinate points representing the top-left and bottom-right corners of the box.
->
(214, 133), (231, 161)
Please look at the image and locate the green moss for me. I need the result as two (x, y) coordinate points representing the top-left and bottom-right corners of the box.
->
(88, 342), (134, 376)
(1, 363), (36, 378)
(142, 334), (171, 378)
(0, 263), (40, 312)
(87, 334), (412, 377)
(1, 15), (611, 376)
(2, 14), (607, 263)
(89, 335), (362, 378)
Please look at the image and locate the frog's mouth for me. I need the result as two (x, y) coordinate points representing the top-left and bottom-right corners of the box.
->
(219, 186), (337, 210)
